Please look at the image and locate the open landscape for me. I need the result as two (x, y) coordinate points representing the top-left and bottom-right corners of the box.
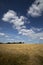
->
(0, 0), (43, 65)
(0, 44), (43, 65)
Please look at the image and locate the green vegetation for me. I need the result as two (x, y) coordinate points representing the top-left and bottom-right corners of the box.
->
(0, 44), (43, 65)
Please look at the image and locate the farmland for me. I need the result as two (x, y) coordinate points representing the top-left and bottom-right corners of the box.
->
(0, 44), (43, 65)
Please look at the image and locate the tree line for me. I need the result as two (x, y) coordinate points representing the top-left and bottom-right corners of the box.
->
(0, 42), (24, 44)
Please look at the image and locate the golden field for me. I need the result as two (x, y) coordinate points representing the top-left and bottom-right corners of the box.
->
(0, 44), (43, 65)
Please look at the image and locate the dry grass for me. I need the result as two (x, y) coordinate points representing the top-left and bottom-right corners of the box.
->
(0, 44), (43, 65)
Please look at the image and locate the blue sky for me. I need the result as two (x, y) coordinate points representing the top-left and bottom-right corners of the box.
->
(0, 0), (43, 43)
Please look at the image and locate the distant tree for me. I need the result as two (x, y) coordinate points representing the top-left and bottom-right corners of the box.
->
(3, 42), (24, 44)
(7, 42), (11, 44)
(19, 42), (24, 44)
(19, 42), (22, 44)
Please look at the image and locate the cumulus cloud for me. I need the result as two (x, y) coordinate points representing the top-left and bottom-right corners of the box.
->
(18, 29), (34, 35)
(2, 10), (27, 31)
(28, 0), (43, 17)
(31, 27), (43, 32)
(18, 28), (43, 39)
(2, 10), (43, 41)
(2, 10), (17, 21)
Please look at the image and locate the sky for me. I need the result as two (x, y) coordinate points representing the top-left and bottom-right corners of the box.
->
(0, 0), (43, 43)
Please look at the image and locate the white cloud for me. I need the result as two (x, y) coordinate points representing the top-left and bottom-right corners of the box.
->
(28, 0), (43, 17)
(0, 32), (5, 36)
(18, 29), (34, 35)
(2, 10), (27, 31)
(2, 10), (17, 21)
(31, 27), (43, 32)
(2, 10), (30, 38)
(18, 28), (43, 39)
(2, 10), (43, 42)
(0, 32), (9, 38)
(11, 16), (25, 27)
